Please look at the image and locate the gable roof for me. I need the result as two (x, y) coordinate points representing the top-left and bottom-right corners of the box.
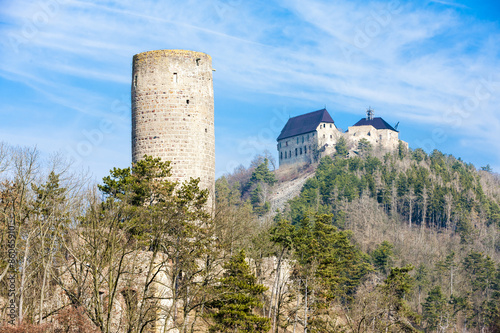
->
(352, 117), (398, 132)
(277, 109), (334, 141)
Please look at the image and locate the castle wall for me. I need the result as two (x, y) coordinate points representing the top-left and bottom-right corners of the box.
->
(347, 125), (401, 150)
(278, 131), (317, 166)
(131, 50), (215, 202)
(277, 122), (341, 167)
(316, 122), (342, 157)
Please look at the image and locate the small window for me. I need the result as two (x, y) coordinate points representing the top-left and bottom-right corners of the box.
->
(285, 151), (287, 159)
(330, 135), (332, 139)
(173, 73), (178, 83)
(286, 141), (288, 147)
(300, 148), (302, 155)
(205, 128), (207, 133)
(304, 146), (307, 154)
(330, 124), (332, 128)
(281, 152), (283, 159)
(186, 99), (189, 104)
(289, 150), (291, 157)
(134, 75), (138, 88)
(323, 134), (325, 138)
(295, 148), (298, 156)
(307, 134), (309, 140)
(196, 58), (201, 66)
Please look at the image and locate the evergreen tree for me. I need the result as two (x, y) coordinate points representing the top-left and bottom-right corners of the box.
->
(335, 137), (348, 157)
(371, 241), (394, 275)
(422, 286), (448, 331)
(207, 250), (270, 333)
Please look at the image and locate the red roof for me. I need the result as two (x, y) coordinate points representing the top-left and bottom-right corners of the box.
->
(277, 109), (334, 141)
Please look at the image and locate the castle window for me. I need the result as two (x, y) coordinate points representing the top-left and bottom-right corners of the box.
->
(196, 58), (201, 66)
(134, 75), (138, 88)
(300, 148), (302, 155)
(281, 152), (283, 159)
(330, 135), (332, 139)
(304, 146), (307, 154)
(323, 134), (325, 138)
(186, 99), (189, 104)
(286, 141), (288, 147)
(330, 124), (332, 128)
(295, 148), (297, 156)
(285, 151), (287, 158)
(289, 150), (291, 158)
(307, 134), (309, 140)
(173, 73), (178, 83)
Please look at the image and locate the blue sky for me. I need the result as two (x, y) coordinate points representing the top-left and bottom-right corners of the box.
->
(1, 0), (499, 181)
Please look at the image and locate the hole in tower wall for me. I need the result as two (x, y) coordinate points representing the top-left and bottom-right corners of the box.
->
(205, 128), (207, 133)
(186, 100), (189, 104)
(196, 58), (200, 66)
(134, 75), (138, 88)
(173, 73), (178, 83)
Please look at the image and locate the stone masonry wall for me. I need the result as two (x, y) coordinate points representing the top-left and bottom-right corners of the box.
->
(278, 122), (341, 167)
(347, 125), (402, 150)
(131, 50), (215, 203)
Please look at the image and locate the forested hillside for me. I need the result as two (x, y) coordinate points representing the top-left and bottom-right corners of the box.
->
(1, 141), (499, 332)
(217, 145), (500, 332)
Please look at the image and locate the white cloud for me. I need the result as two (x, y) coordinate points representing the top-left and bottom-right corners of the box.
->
(1, 0), (499, 176)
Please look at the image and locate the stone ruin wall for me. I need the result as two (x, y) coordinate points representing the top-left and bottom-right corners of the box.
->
(131, 50), (215, 204)
(346, 125), (404, 151)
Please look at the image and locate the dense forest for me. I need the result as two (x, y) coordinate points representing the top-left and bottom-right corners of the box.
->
(0, 140), (499, 332)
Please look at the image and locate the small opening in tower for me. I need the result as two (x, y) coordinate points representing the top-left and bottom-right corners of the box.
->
(173, 73), (178, 83)
(186, 99), (189, 104)
(196, 58), (201, 66)
(134, 75), (138, 88)
(205, 128), (207, 133)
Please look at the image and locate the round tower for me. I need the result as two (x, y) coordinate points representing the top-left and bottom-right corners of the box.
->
(131, 49), (215, 202)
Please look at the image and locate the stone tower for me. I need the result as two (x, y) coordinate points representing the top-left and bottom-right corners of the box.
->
(131, 49), (215, 204)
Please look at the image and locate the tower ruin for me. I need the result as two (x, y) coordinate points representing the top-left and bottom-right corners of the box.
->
(131, 49), (215, 203)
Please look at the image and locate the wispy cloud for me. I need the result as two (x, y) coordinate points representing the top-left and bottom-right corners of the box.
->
(1, 0), (499, 178)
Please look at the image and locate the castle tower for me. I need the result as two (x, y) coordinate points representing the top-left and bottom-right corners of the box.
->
(131, 50), (215, 204)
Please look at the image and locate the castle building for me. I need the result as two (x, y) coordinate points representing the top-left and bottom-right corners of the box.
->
(346, 108), (403, 151)
(131, 49), (215, 205)
(277, 107), (407, 168)
(276, 109), (342, 167)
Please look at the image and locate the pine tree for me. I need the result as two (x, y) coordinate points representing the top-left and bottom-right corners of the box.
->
(371, 241), (394, 275)
(207, 250), (270, 333)
(422, 286), (447, 331)
(335, 137), (348, 157)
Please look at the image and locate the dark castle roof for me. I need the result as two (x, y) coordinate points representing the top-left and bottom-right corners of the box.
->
(352, 117), (398, 132)
(277, 109), (334, 141)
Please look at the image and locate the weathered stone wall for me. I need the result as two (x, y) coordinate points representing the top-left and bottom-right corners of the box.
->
(131, 50), (215, 203)
(316, 122), (342, 157)
(278, 132), (317, 166)
(277, 122), (341, 167)
(346, 125), (404, 150)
